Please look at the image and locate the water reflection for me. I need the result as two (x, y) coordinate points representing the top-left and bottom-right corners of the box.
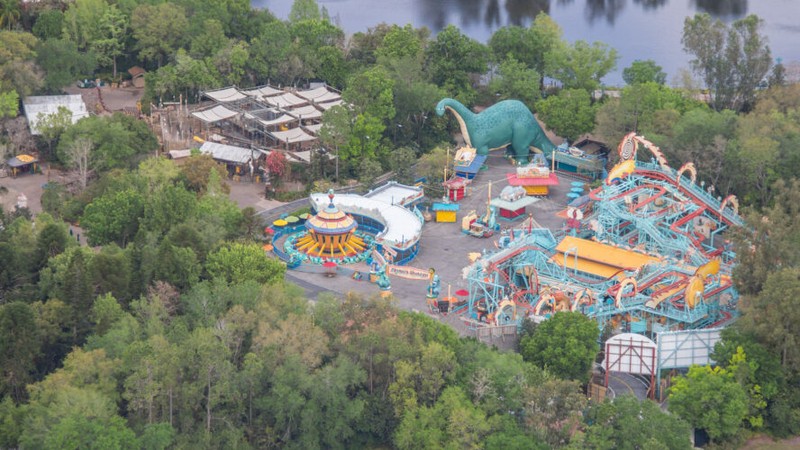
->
(693, 0), (747, 20)
(633, 0), (668, 11)
(505, 0), (550, 26)
(585, 0), (627, 25)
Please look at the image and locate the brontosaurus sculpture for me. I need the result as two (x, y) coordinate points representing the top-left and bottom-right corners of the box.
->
(435, 98), (555, 165)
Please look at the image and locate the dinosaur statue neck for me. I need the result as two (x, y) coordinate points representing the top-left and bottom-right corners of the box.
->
(443, 100), (475, 148)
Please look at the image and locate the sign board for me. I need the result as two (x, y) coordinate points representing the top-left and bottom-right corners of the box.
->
(605, 333), (657, 376)
(657, 328), (721, 369)
(387, 265), (430, 280)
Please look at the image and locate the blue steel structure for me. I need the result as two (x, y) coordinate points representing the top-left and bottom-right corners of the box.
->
(463, 134), (743, 333)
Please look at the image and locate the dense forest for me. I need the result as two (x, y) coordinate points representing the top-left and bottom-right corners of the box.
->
(1, 0), (800, 448)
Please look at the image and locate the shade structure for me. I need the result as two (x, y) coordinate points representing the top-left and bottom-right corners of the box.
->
(273, 219), (288, 227)
(455, 289), (469, 297)
(285, 215), (299, 224)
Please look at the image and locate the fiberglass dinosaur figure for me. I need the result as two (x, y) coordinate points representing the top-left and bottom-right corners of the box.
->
(435, 98), (556, 165)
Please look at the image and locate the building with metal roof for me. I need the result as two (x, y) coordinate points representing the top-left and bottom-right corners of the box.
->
(22, 95), (89, 135)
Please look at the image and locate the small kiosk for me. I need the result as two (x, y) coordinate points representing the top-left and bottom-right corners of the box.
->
(490, 185), (539, 220)
(453, 146), (487, 180)
(443, 177), (469, 202)
(506, 160), (559, 196)
(431, 202), (460, 222)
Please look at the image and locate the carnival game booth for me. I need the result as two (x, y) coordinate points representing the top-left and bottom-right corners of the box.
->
(432, 202), (460, 223)
(452, 146), (487, 180)
(491, 186), (539, 220)
(506, 162), (559, 196)
(443, 176), (469, 201)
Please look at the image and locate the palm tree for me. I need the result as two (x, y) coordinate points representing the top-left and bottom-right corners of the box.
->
(0, 0), (21, 30)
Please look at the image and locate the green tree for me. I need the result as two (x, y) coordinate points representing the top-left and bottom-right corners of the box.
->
(0, 302), (40, 402)
(584, 395), (691, 449)
(43, 414), (138, 450)
(669, 365), (748, 443)
(489, 57), (541, 106)
(394, 386), (490, 450)
(424, 25), (488, 104)
(682, 14), (771, 111)
(0, 0), (21, 30)
(0, 31), (44, 97)
(376, 24), (426, 61)
(62, 0), (111, 51)
(35, 222), (70, 270)
(736, 267), (800, 374)
(36, 105), (73, 160)
(205, 242), (285, 285)
(0, 89), (16, 118)
(537, 88), (595, 142)
(669, 108), (736, 188)
(153, 242), (200, 292)
(390, 146), (417, 184)
(179, 154), (230, 194)
(132, 3), (188, 66)
(519, 311), (598, 384)
(343, 65), (396, 123)
(142, 184), (198, 236)
(32, 9), (64, 40)
(622, 59), (667, 85)
(547, 40), (618, 92)
(81, 188), (145, 246)
(522, 378), (587, 446)
(91, 5), (127, 79)
(289, 0), (320, 22)
(90, 244), (132, 302)
(36, 38), (97, 93)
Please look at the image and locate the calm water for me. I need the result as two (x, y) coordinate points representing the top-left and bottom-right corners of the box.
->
(253, 0), (800, 86)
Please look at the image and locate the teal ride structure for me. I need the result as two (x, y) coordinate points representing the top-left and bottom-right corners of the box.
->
(462, 133), (743, 334)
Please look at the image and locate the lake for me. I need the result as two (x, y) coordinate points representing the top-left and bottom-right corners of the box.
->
(252, 0), (800, 86)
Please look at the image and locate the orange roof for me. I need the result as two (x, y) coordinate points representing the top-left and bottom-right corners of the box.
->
(552, 236), (662, 277)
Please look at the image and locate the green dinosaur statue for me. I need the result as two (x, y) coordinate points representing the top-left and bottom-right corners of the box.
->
(435, 98), (556, 165)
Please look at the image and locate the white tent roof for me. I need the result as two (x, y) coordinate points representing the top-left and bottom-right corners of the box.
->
(203, 87), (247, 103)
(302, 123), (323, 135)
(241, 85), (283, 98)
(23, 95), (88, 135)
(317, 99), (344, 110)
(191, 105), (239, 123)
(287, 104), (322, 120)
(296, 86), (342, 103)
(199, 141), (254, 164)
(255, 114), (297, 127)
(263, 92), (307, 108)
(270, 128), (317, 144)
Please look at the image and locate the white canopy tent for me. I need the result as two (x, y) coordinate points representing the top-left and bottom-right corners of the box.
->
(202, 87), (248, 103)
(317, 99), (344, 110)
(296, 86), (342, 104)
(270, 128), (317, 145)
(191, 105), (239, 124)
(241, 85), (283, 99)
(287, 104), (322, 120)
(263, 92), (307, 109)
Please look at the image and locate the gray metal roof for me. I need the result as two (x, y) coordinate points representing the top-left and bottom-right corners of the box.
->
(22, 95), (89, 135)
(199, 141), (255, 164)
